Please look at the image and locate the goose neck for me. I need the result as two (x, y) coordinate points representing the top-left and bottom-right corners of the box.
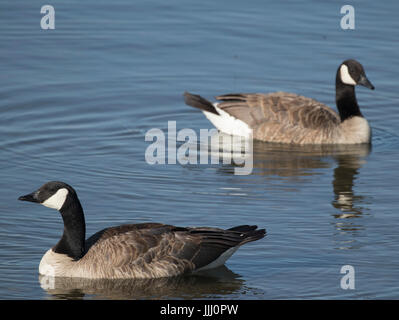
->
(336, 75), (362, 122)
(53, 196), (86, 260)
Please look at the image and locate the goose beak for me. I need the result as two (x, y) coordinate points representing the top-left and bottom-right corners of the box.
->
(18, 191), (39, 203)
(358, 75), (375, 90)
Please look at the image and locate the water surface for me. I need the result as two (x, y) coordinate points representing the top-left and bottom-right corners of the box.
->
(1, 0), (399, 299)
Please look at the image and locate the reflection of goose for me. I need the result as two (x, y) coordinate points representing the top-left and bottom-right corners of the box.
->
(216, 142), (370, 217)
(212, 142), (370, 251)
(332, 153), (369, 218)
(259, 143), (370, 219)
(329, 152), (371, 248)
(251, 142), (370, 179)
(18, 181), (266, 279)
(184, 59), (374, 144)
(39, 265), (247, 300)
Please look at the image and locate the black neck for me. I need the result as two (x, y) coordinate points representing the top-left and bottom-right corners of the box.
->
(53, 194), (86, 260)
(336, 71), (363, 122)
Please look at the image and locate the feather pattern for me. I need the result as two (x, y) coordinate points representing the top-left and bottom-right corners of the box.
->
(215, 92), (343, 144)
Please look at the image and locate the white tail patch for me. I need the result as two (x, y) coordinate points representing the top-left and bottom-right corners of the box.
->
(42, 188), (69, 210)
(340, 64), (357, 85)
(203, 104), (252, 138)
(196, 246), (239, 271)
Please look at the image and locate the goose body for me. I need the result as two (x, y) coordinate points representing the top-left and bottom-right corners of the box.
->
(184, 59), (374, 145)
(19, 182), (265, 279)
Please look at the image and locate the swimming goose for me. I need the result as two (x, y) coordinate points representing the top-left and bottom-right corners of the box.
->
(184, 59), (374, 144)
(18, 181), (266, 279)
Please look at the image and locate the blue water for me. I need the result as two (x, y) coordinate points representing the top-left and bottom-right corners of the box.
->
(1, 0), (399, 299)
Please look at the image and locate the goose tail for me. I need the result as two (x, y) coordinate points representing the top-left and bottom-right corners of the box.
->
(183, 91), (219, 115)
(228, 225), (266, 245)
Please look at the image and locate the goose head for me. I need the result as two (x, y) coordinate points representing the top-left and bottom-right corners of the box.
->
(18, 181), (78, 211)
(19, 181), (86, 260)
(338, 59), (374, 90)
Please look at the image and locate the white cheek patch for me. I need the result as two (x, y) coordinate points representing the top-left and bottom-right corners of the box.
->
(42, 188), (69, 210)
(340, 64), (357, 85)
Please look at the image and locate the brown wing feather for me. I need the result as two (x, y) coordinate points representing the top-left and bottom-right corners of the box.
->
(216, 92), (340, 129)
(80, 224), (194, 278)
(215, 92), (341, 144)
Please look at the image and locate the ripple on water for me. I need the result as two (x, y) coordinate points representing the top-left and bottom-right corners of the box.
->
(370, 126), (399, 151)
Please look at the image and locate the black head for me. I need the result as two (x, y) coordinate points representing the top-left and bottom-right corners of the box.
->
(338, 59), (374, 90)
(18, 181), (76, 211)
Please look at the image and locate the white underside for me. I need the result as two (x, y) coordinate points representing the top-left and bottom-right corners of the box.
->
(195, 246), (239, 272)
(339, 116), (371, 144)
(203, 104), (252, 138)
(39, 250), (57, 276)
(39, 249), (74, 277)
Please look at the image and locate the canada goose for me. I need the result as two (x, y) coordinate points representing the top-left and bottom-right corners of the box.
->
(18, 181), (266, 279)
(184, 59), (375, 145)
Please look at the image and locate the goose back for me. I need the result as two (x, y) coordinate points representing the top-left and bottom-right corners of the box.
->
(215, 92), (343, 144)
